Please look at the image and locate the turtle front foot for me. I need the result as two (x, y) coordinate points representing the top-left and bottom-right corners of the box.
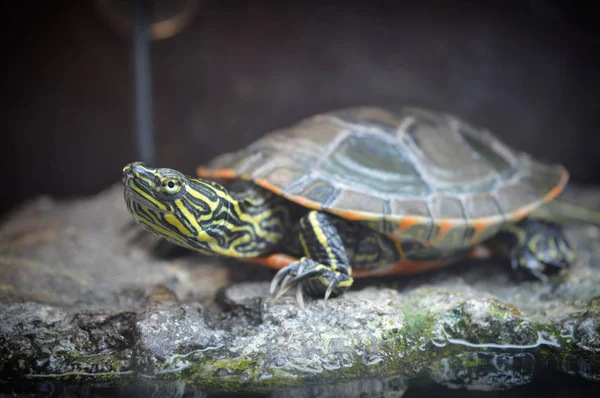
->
(269, 257), (354, 308)
(505, 219), (576, 281)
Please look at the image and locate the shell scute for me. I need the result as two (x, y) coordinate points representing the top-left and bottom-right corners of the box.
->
(199, 106), (568, 248)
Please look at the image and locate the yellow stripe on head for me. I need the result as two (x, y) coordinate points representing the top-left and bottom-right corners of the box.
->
(122, 162), (288, 259)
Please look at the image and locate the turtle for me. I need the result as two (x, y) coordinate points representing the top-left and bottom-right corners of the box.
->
(122, 106), (576, 306)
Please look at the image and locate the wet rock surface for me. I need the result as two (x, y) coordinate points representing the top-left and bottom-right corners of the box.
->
(0, 184), (599, 396)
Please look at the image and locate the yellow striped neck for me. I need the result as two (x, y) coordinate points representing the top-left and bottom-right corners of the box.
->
(122, 162), (288, 258)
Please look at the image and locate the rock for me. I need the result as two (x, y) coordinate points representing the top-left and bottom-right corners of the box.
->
(0, 184), (230, 307)
(0, 184), (599, 395)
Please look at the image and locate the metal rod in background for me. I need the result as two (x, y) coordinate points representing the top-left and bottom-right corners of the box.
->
(132, 0), (155, 165)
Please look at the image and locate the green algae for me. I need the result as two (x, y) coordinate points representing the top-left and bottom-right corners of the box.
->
(147, 290), (564, 392)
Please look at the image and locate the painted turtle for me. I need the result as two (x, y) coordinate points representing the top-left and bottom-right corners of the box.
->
(122, 106), (575, 306)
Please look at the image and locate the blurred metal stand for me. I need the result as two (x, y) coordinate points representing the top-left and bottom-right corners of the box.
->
(94, 0), (202, 164)
(132, 0), (155, 164)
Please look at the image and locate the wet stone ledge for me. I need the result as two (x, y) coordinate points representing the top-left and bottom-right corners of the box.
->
(0, 184), (599, 395)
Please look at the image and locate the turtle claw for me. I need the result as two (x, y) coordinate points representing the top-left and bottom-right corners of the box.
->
(508, 220), (575, 281)
(324, 279), (337, 301)
(269, 260), (306, 296)
(295, 283), (305, 309)
(269, 257), (354, 306)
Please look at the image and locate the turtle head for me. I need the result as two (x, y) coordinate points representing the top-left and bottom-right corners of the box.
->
(122, 162), (228, 252)
(122, 162), (187, 211)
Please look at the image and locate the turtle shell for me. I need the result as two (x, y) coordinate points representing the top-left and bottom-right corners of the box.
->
(198, 106), (568, 250)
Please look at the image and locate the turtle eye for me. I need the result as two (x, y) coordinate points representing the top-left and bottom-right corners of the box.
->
(162, 179), (182, 195)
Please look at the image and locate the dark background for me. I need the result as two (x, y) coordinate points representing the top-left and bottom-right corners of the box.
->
(2, 0), (599, 216)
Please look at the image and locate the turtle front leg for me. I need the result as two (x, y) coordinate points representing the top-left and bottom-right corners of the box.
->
(270, 210), (354, 306)
(491, 218), (576, 281)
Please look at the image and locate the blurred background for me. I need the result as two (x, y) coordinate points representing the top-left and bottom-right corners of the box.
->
(2, 0), (599, 216)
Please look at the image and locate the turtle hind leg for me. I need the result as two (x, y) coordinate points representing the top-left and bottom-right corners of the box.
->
(269, 210), (354, 306)
(492, 218), (576, 281)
